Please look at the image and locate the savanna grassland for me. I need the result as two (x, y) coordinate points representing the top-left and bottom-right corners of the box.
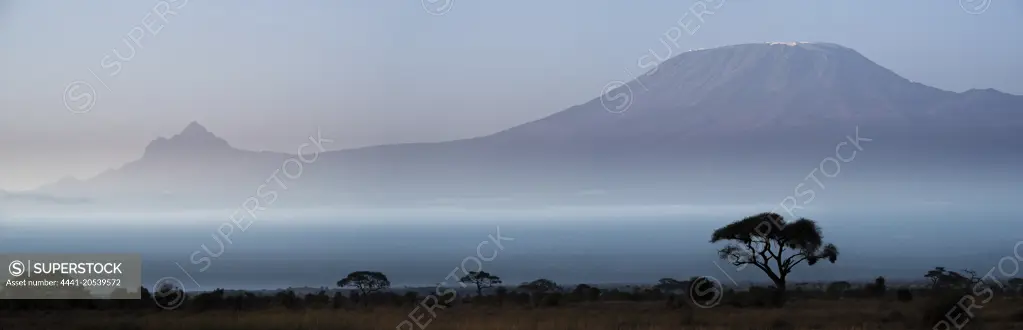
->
(3, 292), (1023, 330)
(5, 213), (1023, 329)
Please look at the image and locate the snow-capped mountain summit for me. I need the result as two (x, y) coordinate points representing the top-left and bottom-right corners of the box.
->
(28, 42), (1023, 209)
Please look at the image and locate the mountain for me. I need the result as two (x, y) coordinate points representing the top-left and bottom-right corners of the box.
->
(33, 121), (291, 208)
(488, 42), (1020, 154)
(142, 121), (234, 159)
(28, 42), (1023, 210)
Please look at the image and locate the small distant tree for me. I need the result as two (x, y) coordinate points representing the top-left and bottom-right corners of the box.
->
(688, 276), (721, 306)
(540, 292), (563, 307)
(896, 288), (913, 302)
(870, 276), (887, 297)
(826, 281), (852, 298)
(653, 278), (688, 294)
(518, 279), (559, 307)
(571, 284), (602, 302)
(519, 278), (559, 293)
(924, 267), (976, 291)
(276, 290), (302, 310)
(192, 288), (226, 311)
(337, 271), (390, 306)
(711, 212), (839, 307)
(1008, 278), (1023, 295)
(459, 271), (502, 297)
(305, 290), (329, 308)
(925, 267), (945, 289)
(153, 281), (185, 309)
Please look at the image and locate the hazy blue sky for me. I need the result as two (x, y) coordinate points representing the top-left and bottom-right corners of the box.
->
(1, 0), (1021, 190)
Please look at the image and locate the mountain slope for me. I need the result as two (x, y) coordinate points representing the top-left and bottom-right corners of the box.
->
(34, 122), (291, 207)
(27, 42), (1023, 209)
(489, 42), (1016, 144)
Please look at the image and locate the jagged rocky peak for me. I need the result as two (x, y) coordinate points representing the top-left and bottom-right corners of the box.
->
(143, 121), (233, 157)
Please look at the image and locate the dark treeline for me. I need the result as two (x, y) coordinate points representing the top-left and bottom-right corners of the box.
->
(3, 212), (1022, 329)
(3, 269), (1021, 313)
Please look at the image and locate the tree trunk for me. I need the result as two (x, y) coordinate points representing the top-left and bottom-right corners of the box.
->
(771, 281), (787, 307)
(476, 285), (483, 297)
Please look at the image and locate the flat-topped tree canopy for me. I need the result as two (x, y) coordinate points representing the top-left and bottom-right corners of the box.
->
(710, 212), (839, 307)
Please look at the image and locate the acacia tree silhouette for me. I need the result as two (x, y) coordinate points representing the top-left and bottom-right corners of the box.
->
(459, 271), (502, 297)
(711, 212), (839, 307)
(925, 267), (976, 291)
(336, 271), (390, 306)
(653, 278), (688, 294)
(518, 278), (559, 307)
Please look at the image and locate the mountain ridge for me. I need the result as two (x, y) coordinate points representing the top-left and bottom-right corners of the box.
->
(491, 42), (1017, 144)
(24, 42), (1023, 209)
